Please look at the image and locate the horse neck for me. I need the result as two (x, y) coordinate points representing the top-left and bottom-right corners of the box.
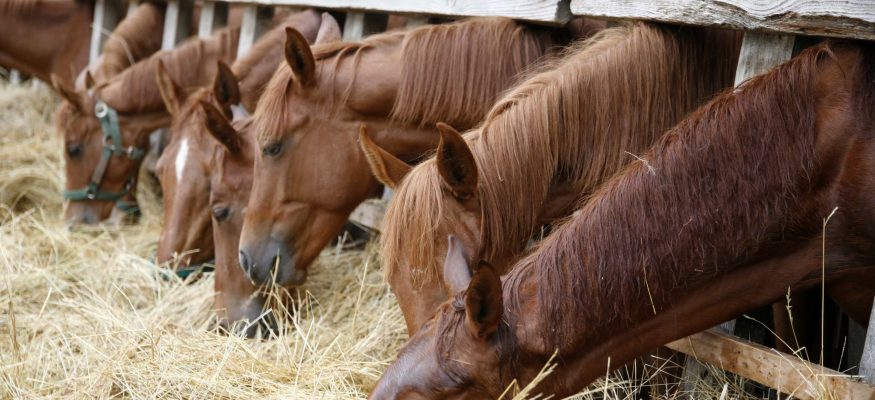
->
(476, 24), (740, 268)
(97, 2), (166, 80)
(0, 1), (91, 84)
(98, 26), (240, 114)
(500, 42), (863, 392)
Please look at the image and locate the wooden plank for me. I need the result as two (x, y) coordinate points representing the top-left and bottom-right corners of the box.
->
(198, 1), (229, 39)
(89, 0), (123, 63)
(348, 200), (386, 230)
(734, 32), (796, 86)
(570, 0), (875, 41)
(860, 298), (875, 384)
(237, 5), (274, 58)
(342, 12), (388, 41)
(209, 0), (573, 25)
(127, 0), (140, 16)
(667, 329), (875, 400)
(404, 16), (429, 29)
(162, 0), (195, 50)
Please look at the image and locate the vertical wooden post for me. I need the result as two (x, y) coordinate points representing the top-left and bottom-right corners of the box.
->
(89, 0), (123, 64)
(237, 5), (274, 58)
(9, 70), (22, 85)
(680, 30), (796, 392)
(342, 12), (388, 41)
(162, 0), (195, 51)
(404, 16), (429, 29)
(126, 0), (140, 16)
(860, 298), (875, 384)
(198, 1), (229, 39)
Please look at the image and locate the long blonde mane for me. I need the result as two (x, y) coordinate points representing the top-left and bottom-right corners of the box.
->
(382, 23), (741, 285)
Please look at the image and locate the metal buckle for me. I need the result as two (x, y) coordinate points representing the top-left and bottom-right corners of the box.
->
(94, 101), (108, 118)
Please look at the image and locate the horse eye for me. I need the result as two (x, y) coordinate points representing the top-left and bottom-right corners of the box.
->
(66, 142), (82, 158)
(262, 142), (283, 157)
(212, 207), (230, 222)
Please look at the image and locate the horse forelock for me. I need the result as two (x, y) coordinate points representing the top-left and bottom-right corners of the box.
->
(502, 41), (858, 355)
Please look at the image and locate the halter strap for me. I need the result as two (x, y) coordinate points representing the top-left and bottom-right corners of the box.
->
(63, 101), (146, 217)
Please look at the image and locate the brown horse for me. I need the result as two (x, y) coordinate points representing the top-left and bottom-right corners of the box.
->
(363, 23), (741, 333)
(55, 24), (241, 226)
(153, 11), (324, 269)
(0, 0), (92, 86)
(89, 1), (167, 82)
(369, 40), (875, 399)
(238, 17), (589, 289)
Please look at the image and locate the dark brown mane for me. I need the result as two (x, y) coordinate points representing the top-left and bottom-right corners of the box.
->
(97, 1), (165, 79)
(502, 41), (864, 353)
(383, 23), (741, 285)
(94, 25), (240, 113)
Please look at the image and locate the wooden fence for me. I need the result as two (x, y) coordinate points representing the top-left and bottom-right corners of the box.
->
(88, 1), (875, 397)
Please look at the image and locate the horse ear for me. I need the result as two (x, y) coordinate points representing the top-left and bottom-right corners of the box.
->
(50, 74), (83, 111)
(443, 235), (473, 295)
(464, 263), (503, 340)
(84, 71), (96, 91)
(199, 100), (242, 155)
(284, 27), (316, 86)
(436, 122), (478, 202)
(156, 60), (184, 116)
(213, 61), (240, 113)
(359, 125), (412, 189)
(315, 12), (342, 44)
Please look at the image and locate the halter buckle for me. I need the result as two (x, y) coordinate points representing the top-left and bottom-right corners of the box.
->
(95, 102), (109, 118)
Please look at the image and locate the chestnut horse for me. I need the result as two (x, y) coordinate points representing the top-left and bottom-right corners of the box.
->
(238, 17), (590, 289)
(0, 0), (92, 85)
(363, 23), (742, 333)
(55, 24), (241, 226)
(370, 40), (875, 399)
(153, 11), (323, 272)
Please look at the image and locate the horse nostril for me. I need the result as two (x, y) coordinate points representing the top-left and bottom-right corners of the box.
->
(239, 250), (251, 273)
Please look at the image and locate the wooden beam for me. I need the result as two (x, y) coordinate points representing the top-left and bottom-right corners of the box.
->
(404, 15), (429, 29)
(667, 329), (875, 399)
(570, 0), (875, 41)
(860, 298), (875, 384)
(198, 1), (229, 39)
(209, 0), (573, 25)
(734, 32), (796, 86)
(89, 0), (123, 63)
(162, 0), (195, 50)
(237, 5), (274, 58)
(348, 200), (386, 231)
(342, 12), (388, 41)
(127, 0), (140, 16)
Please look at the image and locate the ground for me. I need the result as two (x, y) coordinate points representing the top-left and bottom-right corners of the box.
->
(0, 81), (756, 399)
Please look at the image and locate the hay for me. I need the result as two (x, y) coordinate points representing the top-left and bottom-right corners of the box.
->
(0, 81), (763, 399)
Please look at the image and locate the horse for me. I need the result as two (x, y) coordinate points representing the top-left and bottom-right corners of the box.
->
(369, 39), (875, 399)
(0, 0), (92, 86)
(152, 11), (324, 274)
(54, 23), (242, 227)
(361, 23), (742, 333)
(237, 17), (595, 290)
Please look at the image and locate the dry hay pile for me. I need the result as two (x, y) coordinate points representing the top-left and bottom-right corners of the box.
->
(0, 81), (756, 399)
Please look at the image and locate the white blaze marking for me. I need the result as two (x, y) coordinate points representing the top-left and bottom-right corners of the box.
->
(175, 138), (189, 181)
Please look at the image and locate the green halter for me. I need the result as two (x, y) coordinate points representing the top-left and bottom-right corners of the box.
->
(63, 101), (146, 217)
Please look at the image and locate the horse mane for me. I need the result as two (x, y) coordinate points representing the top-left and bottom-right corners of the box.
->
(232, 9), (321, 110)
(254, 17), (560, 142)
(94, 25), (240, 113)
(389, 17), (561, 128)
(98, 1), (165, 79)
(502, 41), (873, 352)
(382, 23), (741, 285)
